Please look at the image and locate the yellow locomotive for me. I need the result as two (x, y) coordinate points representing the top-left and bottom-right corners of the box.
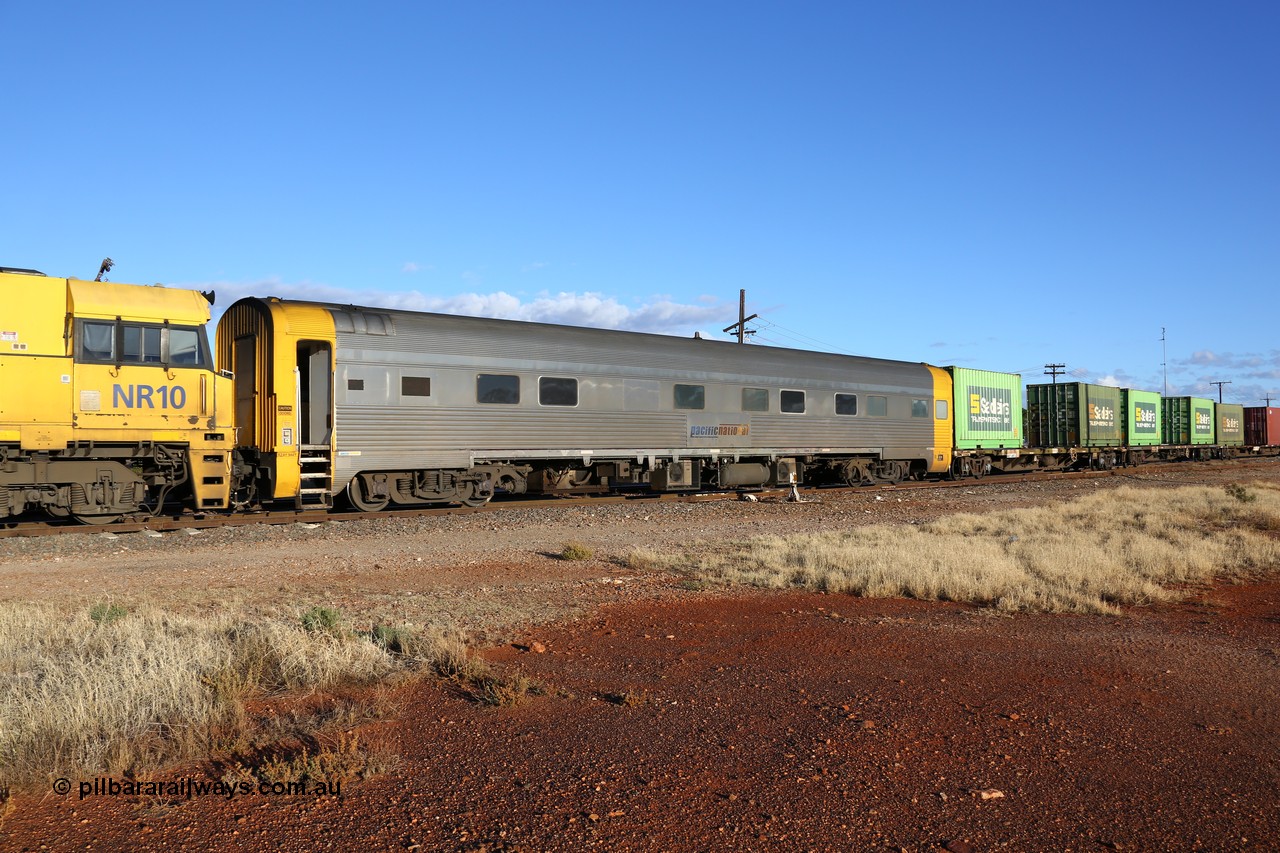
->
(0, 266), (236, 522)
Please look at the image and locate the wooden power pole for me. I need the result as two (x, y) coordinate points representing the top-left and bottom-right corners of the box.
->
(723, 289), (759, 344)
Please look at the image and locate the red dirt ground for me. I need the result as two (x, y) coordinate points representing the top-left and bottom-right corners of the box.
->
(5, 581), (1277, 852)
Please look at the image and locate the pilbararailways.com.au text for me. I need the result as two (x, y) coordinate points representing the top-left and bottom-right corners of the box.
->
(57, 776), (341, 800)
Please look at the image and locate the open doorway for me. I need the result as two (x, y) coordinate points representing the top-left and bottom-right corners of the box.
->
(296, 341), (332, 447)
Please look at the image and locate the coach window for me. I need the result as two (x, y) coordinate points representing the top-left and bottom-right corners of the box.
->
(780, 390), (805, 414)
(835, 393), (858, 416)
(936, 400), (948, 419)
(402, 376), (431, 397)
(79, 321), (115, 362)
(912, 399), (929, 418)
(867, 395), (888, 417)
(477, 374), (520, 404)
(674, 384), (704, 410)
(742, 387), (768, 412)
(539, 376), (578, 407)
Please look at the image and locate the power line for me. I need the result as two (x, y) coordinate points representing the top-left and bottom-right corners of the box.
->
(753, 319), (859, 356)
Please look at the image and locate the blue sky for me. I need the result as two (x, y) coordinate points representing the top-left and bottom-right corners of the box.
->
(4, 2), (1277, 403)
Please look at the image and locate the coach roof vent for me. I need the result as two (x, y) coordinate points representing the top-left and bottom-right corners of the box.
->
(332, 309), (394, 336)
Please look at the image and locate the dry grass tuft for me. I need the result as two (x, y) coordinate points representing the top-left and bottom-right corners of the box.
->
(658, 485), (1280, 615)
(560, 541), (594, 561)
(256, 733), (368, 787)
(0, 606), (483, 789)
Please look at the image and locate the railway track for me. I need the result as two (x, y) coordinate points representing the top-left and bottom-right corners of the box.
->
(0, 457), (1273, 540)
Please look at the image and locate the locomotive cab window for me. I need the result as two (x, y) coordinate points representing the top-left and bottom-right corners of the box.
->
(867, 395), (888, 417)
(742, 387), (768, 412)
(780, 390), (805, 414)
(539, 376), (578, 407)
(674, 384), (704, 410)
(912, 399), (930, 418)
(835, 393), (858, 416)
(477, 374), (520, 404)
(79, 321), (115, 361)
(169, 328), (202, 365)
(75, 319), (211, 368)
(123, 325), (162, 363)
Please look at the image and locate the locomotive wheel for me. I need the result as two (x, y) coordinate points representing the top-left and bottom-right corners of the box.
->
(347, 477), (390, 512)
(460, 491), (491, 508)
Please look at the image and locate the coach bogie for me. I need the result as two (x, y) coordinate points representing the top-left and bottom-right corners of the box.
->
(342, 463), (528, 511)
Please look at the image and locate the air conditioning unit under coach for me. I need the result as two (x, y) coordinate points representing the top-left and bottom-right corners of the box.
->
(651, 460), (699, 491)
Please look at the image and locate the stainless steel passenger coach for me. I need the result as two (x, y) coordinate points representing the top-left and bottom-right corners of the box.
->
(216, 298), (955, 510)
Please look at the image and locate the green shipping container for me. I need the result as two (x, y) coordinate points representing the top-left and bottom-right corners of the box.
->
(1163, 396), (1215, 445)
(1123, 389), (1163, 446)
(947, 367), (1023, 449)
(1217, 403), (1244, 446)
(1026, 382), (1124, 447)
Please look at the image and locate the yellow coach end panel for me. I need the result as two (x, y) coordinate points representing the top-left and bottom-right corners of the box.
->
(926, 364), (954, 473)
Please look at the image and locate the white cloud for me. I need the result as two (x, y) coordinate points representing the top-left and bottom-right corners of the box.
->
(1094, 375), (1122, 387)
(196, 278), (729, 336)
(401, 262), (420, 273)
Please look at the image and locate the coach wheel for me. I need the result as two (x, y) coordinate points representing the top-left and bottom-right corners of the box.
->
(347, 476), (390, 512)
(459, 483), (492, 508)
(971, 459), (986, 480)
(74, 512), (124, 525)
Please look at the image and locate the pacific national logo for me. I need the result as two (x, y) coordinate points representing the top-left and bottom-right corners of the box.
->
(1133, 403), (1157, 433)
(690, 424), (749, 437)
(967, 386), (1012, 432)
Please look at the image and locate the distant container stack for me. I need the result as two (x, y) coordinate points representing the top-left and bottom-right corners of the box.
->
(1244, 406), (1280, 446)
(1162, 396), (1216, 445)
(947, 367), (1022, 449)
(1026, 382), (1123, 447)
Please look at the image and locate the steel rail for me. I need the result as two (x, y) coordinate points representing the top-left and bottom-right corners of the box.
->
(0, 456), (1273, 540)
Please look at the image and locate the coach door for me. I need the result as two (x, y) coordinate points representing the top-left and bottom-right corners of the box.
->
(295, 341), (333, 506)
(234, 335), (258, 445)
